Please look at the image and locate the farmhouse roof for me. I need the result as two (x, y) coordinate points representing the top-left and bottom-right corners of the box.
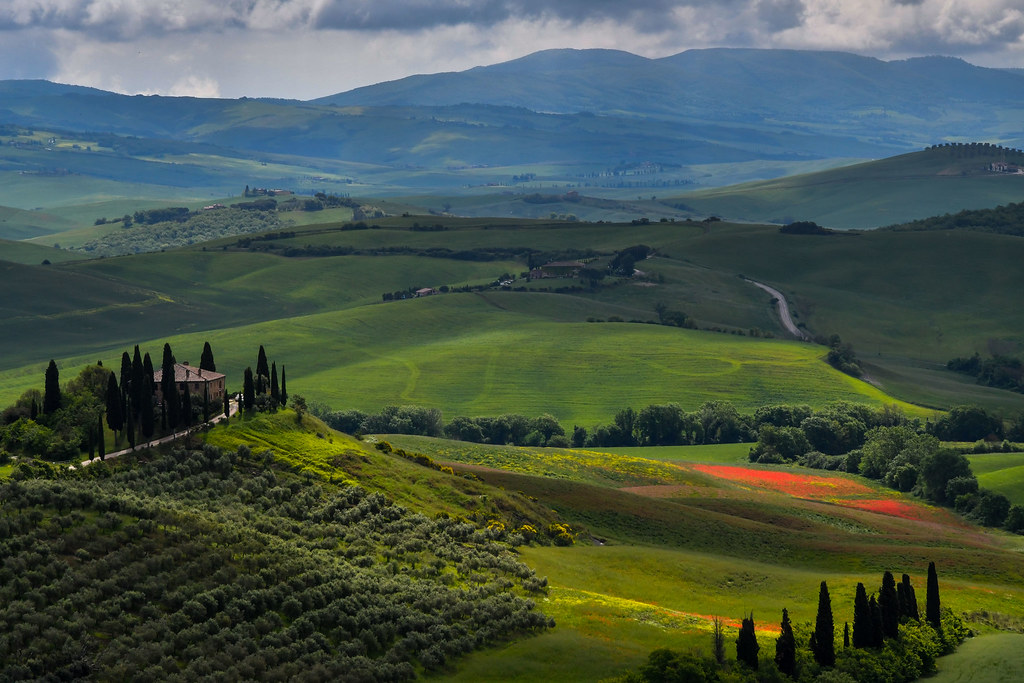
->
(154, 363), (225, 384)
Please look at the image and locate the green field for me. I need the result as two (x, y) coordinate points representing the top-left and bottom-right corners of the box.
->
(674, 147), (1024, 229)
(928, 633), (1024, 683)
(368, 433), (1024, 680)
(969, 453), (1024, 505)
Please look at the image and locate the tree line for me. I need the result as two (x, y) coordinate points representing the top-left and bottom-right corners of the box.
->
(623, 563), (967, 682)
(749, 404), (1024, 533)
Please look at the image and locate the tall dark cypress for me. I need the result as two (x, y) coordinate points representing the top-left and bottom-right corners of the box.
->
(280, 366), (287, 406)
(200, 341), (216, 372)
(97, 413), (105, 459)
(223, 388), (230, 421)
(243, 367), (255, 411)
(131, 346), (144, 421)
(43, 359), (61, 414)
(181, 384), (193, 427)
(736, 613), (759, 670)
(843, 622), (850, 649)
(926, 562), (941, 630)
(852, 582), (873, 648)
(812, 581), (836, 666)
(879, 571), (900, 639)
(774, 608), (796, 677)
(161, 343), (178, 429)
(140, 375), (155, 439)
(256, 345), (269, 394)
(143, 352), (155, 389)
(869, 595), (884, 647)
(120, 351), (132, 404)
(105, 373), (123, 434)
(900, 574), (920, 622)
(270, 362), (280, 404)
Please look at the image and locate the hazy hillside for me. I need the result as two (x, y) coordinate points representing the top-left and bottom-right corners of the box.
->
(674, 144), (1024, 229)
(318, 48), (1024, 147)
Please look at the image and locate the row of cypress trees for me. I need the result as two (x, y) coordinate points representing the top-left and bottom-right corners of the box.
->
(735, 562), (942, 676)
(240, 345), (287, 412)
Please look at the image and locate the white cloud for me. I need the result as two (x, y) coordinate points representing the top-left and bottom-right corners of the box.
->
(7, 0), (1024, 98)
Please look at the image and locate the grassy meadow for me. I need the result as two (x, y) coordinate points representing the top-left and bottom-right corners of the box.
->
(368, 434), (1024, 680)
(969, 453), (1024, 505)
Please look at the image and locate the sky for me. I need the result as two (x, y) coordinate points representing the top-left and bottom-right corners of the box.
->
(1, 0), (1022, 100)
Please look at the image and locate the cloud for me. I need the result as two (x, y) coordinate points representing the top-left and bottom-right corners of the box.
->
(3, 0), (1023, 99)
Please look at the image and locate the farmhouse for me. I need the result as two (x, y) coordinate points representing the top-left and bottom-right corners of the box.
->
(154, 363), (226, 403)
(415, 287), (438, 297)
(530, 260), (585, 279)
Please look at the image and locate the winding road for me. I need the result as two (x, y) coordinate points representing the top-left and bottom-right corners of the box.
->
(744, 278), (809, 341)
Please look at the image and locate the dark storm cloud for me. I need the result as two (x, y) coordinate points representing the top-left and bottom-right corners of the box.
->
(310, 0), (687, 31)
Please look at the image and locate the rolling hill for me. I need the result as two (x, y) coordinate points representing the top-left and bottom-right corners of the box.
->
(673, 144), (1024, 229)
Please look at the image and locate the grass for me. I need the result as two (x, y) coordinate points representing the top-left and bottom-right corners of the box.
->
(0, 238), (85, 265)
(674, 147), (1024, 229)
(969, 453), (1024, 505)
(928, 633), (1024, 682)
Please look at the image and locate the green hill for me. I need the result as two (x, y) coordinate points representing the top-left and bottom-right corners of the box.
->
(0, 237), (83, 265)
(674, 145), (1024, 229)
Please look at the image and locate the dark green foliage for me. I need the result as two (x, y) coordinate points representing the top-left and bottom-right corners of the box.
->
(918, 449), (972, 504)
(928, 405), (1004, 441)
(749, 425), (811, 463)
(887, 197), (1024, 237)
(200, 341), (216, 373)
(270, 362), (280, 404)
(812, 581), (836, 666)
(242, 367), (255, 411)
(947, 353), (1023, 394)
(180, 383), (192, 428)
(43, 360), (61, 414)
(775, 608), (796, 676)
(780, 221), (832, 235)
(638, 649), (719, 683)
(823, 335), (862, 378)
(280, 366), (287, 406)
(105, 373), (123, 434)
(0, 444), (551, 678)
(1005, 504), (1024, 533)
(853, 583), (873, 648)
(926, 562), (941, 630)
(256, 345), (270, 393)
(898, 574), (920, 622)
(736, 613), (759, 669)
(140, 376), (155, 439)
(879, 572), (900, 640)
(869, 596), (884, 648)
(142, 352), (155, 388)
(131, 346), (144, 422)
(844, 622), (850, 649)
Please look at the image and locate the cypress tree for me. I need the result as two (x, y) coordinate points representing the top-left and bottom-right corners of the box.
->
(900, 573), (920, 622)
(120, 351), (132, 407)
(181, 385), (192, 427)
(161, 343), (178, 429)
(105, 373), (123, 434)
(852, 583), (873, 648)
(243, 367), (255, 411)
(879, 571), (900, 639)
(97, 413), (105, 459)
(43, 359), (61, 414)
(143, 352), (155, 388)
(774, 608), (796, 677)
(30, 397), (38, 420)
(736, 613), (759, 670)
(869, 595), (884, 647)
(812, 581), (836, 666)
(270, 362), (280, 404)
(200, 341), (216, 372)
(224, 388), (230, 421)
(843, 622), (850, 649)
(256, 346), (269, 394)
(125, 395), (135, 448)
(131, 346), (144, 420)
(280, 366), (287, 405)
(926, 562), (941, 630)
(140, 376), (155, 439)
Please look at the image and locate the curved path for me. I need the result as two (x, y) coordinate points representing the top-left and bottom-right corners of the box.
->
(744, 278), (809, 341)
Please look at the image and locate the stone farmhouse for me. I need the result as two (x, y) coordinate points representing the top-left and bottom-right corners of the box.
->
(154, 363), (226, 403)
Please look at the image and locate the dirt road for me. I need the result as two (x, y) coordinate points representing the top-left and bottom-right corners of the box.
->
(744, 278), (809, 341)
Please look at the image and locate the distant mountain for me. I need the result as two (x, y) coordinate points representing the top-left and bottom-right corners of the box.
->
(1, 48), (1023, 206)
(316, 48), (1024, 147)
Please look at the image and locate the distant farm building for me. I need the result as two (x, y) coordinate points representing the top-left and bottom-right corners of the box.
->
(530, 261), (585, 279)
(415, 287), (438, 297)
(990, 162), (1023, 174)
(154, 363), (226, 403)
